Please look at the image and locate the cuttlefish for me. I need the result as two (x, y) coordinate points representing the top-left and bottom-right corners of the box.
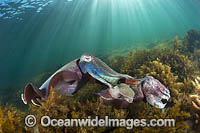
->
(21, 54), (170, 109)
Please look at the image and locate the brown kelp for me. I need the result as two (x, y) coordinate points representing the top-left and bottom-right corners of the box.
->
(0, 105), (26, 132)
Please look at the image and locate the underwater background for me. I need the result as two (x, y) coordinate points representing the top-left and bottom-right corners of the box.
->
(1, 0), (200, 132)
(1, 0), (200, 88)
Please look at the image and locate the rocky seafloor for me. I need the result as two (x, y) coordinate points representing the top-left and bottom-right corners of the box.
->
(1, 29), (200, 132)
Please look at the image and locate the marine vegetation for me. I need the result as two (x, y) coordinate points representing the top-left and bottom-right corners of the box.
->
(1, 29), (200, 132)
(190, 77), (200, 111)
(174, 29), (200, 69)
(0, 105), (26, 132)
(118, 48), (198, 82)
(184, 29), (200, 53)
(173, 29), (200, 53)
(190, 76), (200, 130)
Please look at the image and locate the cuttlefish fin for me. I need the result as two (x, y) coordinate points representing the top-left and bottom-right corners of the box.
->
(98, 89), (113, 100)
(48, 70), (80, 95)
(21, 83), (44, 105)
(31, 99), (41, 106)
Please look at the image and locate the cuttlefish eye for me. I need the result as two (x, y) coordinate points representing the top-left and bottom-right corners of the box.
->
(161, 99), (168, 104)
(82, 55), (92, 62)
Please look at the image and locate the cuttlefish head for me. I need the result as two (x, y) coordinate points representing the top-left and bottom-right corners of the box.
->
(79, 54), (121, 88)
(79, 54), (94, 74)
(142, 76), (170, 109)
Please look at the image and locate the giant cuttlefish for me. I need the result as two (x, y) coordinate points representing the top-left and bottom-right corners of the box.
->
(21, 54), (170, 109)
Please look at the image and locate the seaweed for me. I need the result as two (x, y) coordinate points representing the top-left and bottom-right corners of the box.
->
(119, 49), (198, 82)
(27, 90), (128, 132)
(174, 29), (200, 54)
(137, 60), (183, 97)
(0, 105), (26, 132)
(190, 77), (200, 130)
(184, 29), (200, 53)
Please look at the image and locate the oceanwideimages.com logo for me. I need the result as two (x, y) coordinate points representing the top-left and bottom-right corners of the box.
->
(25, 115), (175, 129)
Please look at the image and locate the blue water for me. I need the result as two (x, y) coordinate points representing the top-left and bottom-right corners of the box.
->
(0, 0), (200, 89)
